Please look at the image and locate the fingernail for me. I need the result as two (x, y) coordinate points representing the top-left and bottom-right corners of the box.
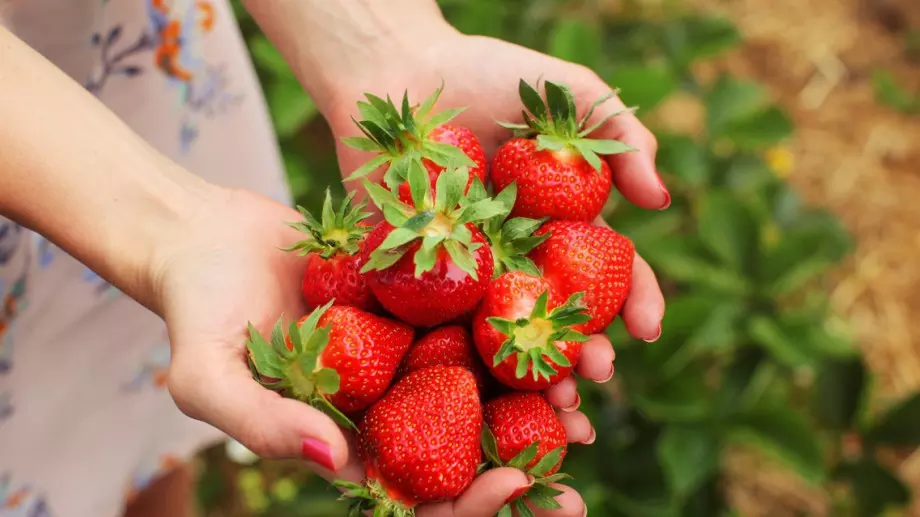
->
(581, 427), (596, 445)
(504, 475), (536, 505)
(594, 363), (614, 384)
(643, 324), (662, 343)
(302, 438), (336, 472)
(656, 173), (671, 210)
(561, 393), (581, 413)
(583, 505), (589, 517)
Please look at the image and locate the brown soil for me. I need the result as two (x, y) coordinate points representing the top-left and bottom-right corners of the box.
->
(670, 0), (920, 514)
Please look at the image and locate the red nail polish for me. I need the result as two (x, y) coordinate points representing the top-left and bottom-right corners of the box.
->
(561, 393), (581, 413)
(657, 174), (671, 210)
(581, 427), (596, 445)
(643, 324), (662, 343)
(504, 475), (535, 505)
(302, 438), (336, 472)
(594, 363), (614, 384)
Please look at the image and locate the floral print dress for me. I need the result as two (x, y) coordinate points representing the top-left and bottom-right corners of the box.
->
(0, 1), (290, 515)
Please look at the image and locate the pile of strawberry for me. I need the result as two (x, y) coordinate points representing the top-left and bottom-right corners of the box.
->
(246, 79), (638, 517)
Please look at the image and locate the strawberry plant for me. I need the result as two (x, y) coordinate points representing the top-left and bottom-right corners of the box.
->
(205, 1), (920, 516)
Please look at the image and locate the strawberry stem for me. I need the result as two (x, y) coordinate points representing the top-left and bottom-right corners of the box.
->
(487, 291), (592, 382)
(496, 78), (639, 173)
(282, 188), (372, 258)
(245, 301), (356, 430)
(480, 426), (571, 514)
(360, 163), (509, 280)
(481, 183), (551, 278)
(334, 479), (416, 517)
(342, 84), (476, 189)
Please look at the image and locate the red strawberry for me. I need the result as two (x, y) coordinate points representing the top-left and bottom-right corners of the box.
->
(402, 325), (489, 394)
(342, 85), (487, 200)
(529, 220), (634, 335)
(284, 189), (379, 312)
(359, 164), (506, 328)
(472, 270), (590, 390)
(245, 302), (414, 428)
(491, 79), (637, 222)
(482, 392), (571, 514)
(335, 366), (483, 514)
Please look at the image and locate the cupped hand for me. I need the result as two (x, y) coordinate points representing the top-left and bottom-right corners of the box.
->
(319, 31), (666, 515)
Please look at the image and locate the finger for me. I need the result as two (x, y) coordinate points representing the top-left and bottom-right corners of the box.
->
(622, 253), (665, 342)
(557, 410), (594, 445)
(577, 78), (668, 210)
(531, 484), (586, 517)
(545, 376), (579, 412)
(417, 467), (533, 517)
(574, 334), (615, 383)
(167, 338), (353, 475)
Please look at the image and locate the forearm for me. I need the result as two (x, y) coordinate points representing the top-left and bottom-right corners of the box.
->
(0, 27), (214, 313)
(241, 0), (453, 114)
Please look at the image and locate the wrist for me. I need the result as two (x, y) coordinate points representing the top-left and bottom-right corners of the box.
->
(244, 0), (459, 117)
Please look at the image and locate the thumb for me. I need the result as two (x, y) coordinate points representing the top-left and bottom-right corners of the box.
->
(166, 338), (352, 473)
(415, 467), (532, 517)
(574, 70), (667, 210)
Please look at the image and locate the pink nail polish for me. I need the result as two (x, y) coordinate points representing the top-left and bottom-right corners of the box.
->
(561, 393), (581, 413)
(656, 173), (671, 210)
(643, 324), (662, 343)
(504, 475), (535, 505)
(581, 427), (596, 445)
(302, 438), (336, 472)
(594, 363), (614, 384)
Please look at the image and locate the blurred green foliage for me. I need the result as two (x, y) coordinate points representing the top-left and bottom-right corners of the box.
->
(202, 1), (920, 516)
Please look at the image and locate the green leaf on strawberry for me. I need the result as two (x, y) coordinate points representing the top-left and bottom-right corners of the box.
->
(498, 78), (638, 173)
(487, 291), (591, 382)
(482, 182), (551, 277)
(360, 161), (506, 281)
(343, 84), (476, 188)
(245, 301), (356, 430)
(481, 426), (570, 515)
(282, 188), (372, 258)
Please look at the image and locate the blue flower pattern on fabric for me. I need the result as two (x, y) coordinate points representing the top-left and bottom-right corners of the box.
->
(83, 0), (244, 155)
(0, 475), (53, 517)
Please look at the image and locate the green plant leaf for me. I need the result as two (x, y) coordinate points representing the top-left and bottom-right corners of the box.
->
(812, 356), (867, 431)
(249, 35), (291, 77)
(641, 237), (751, 295)
(664, 15), (741, 66)
(761, 211), (852, 295)
(723, 106), (794, 149)
(697, 190), (759, 272)
(632, 372), (712, 422)
(864, 393), (920, 447)
(748, 315), (821, 369)
(835, 459), (910, 517)
(657, 134), (710, 188)
(548, 17), (601, 67)
(657, 425), (721, 497)
(871, 68), (920, 114)
(610, 64), (678, 113)
(267, 78), (317, 139)
(705, 76), (766, 136)
(729, 405), (825, 484)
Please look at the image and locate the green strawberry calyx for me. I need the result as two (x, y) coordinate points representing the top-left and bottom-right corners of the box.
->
(481, 426), (571, 516)
(342, 83), (476, 190)
(282, 188), (372, 258)
(359, 161), (509, 281)
(245, 301), (356, 430)
(497, 78), (638, 173)
(481, 182), (551, 278)
(333, 479), (415, 517)
(487, 291), (591, 381)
